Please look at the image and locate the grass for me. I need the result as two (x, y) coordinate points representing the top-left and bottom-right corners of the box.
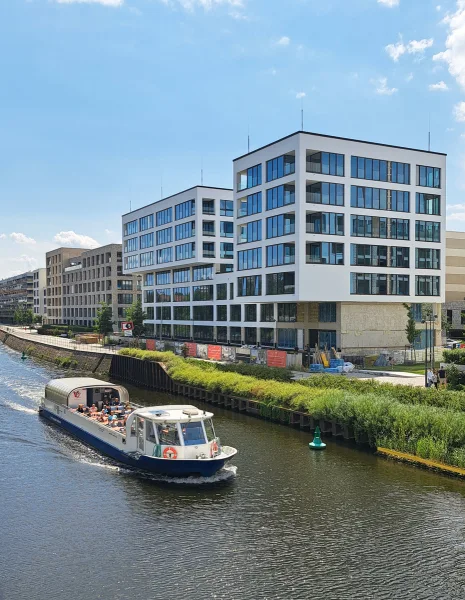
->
(366, 364), (435, 375)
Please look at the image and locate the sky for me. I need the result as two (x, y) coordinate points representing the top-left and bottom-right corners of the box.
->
(2, 0), (465, 278)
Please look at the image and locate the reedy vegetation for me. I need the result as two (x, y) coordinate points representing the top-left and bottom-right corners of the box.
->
(119, 349), (465, 468)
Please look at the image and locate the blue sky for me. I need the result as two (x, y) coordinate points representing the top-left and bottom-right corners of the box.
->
(1, 0), (465, 277)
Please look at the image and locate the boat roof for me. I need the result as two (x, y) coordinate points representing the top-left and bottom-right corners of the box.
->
(133, 405), (213, 422)
(46, 377), (122, 396)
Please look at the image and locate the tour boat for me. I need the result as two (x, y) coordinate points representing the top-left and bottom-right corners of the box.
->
(39, 377), (237, 477)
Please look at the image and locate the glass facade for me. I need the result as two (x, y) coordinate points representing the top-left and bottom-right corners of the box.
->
(230, 305), (241, 321)
(307, 182), (344, 206)
(245, 304), (257, 321)
(140, 251), (154, 267)
(156, 248), (173, 264)
(266, 272), (295, 295)
(238, 220), (262, 244)
(318, 303), (336, 323)
(416, 275), (440, 296)
(351, 216), (409, 240)
(416, 248), (440, 269)
(350, 273), (409, 295)
(351, 156), (410, 183)
(139, 214), (154, 231)
(193, 306), (214, 321)
(220, 242), (234, 259)
(193, 285), (214, 301)
(415, 221), (440, 242)
(307, 242), (344, 265)
(350, 186), (409, 212)
(176, 242), (195, 261)
(307, 212), (344, 235)
(238, 248), (262, 271)
(416, 193), (441, 215)
(261, 304), (274, 322)
(278, 303), (297, 322)
(173, 287), (190, 302)
(307, 152), (344, 176)
(140, 233), (154, 249)
(238, 192), (262, 218)
(175, 221), (195, 240)
(220, 200), (234, 216)
(216, 283), (227, 300)
(266, 154), (295, 182)
(124, 220), (138, 236)
(193, 266), (214, 281)
(350, 244), (409, 268)
(238, 275), (262, 297)
(266, 214), (295, 239)
(266, 185), (295, 210)
(217, 305), (227, 321)
(266, 243), (295, 267)
(173, 268), (190, 283)
(156, 207), (172, 226)
(124, 238), (138, 253)
(238, 164), (262, 191)
(156, 227), (173, 245)
(220, 222), (234, 237)
(174, 306), (190, 320)
(156, 271), (171, 285)
(418, 165), (441, 188)
(175, 199), (195, 220)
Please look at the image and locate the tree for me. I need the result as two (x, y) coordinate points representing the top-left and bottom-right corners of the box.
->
(94, 302), (114, 342)
(125, 297), (147, 339)
(403, 303), (421, 362)
(24, 309), (34, 328)
(13, 305), (33, 326)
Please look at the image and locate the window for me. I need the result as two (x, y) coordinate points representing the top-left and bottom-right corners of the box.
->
(416, 275), (440, 296)
(350, 186), (409, 212)
(217, 305), (227, 321)
(146, 307), (154, 320)
(124, 237), (138, 253)
(307, 212), (344, 235)
(203, 242), (215, 258)
(418, 165), (441, 188)
(416, 248), (440, 270)
(176, 242), (195, 261)
(118, 280), (133, 290)
(266, 185), (295, 210)
(278, 329), (297, 349)
(244, 327), (257, 345)
(173, 287), (190, 302)
(156, 227), (173, 246)
(350, 273), (409, 295)
(217, 326), (228, 342)
(144, 289), (154, 303)
(193, 306), (214, 321)
(278, 303), (297, 322)
(266, 213), (295, 239)
(266, 243), (295, 267)
(140, 233), (154, 249)
(174, 324), (191, 339)
(219, 263), (233, 274)
(245, 304), (257, 322)
(307, 242), (344, 265)
(118, 293), (134, 304)
(193, 266), (214, 281)
(220, 221), (234, 238)
(220, 200), (234, 217)
(260, 328), (274, 346)
(173, 268), (190, 283)
(156, 271), (171, 285)
(412, 304), (423, 322)
(174, 306), (190, 320)
(319, 303), (336, 323)
(193, 285), (214, 301)
(156, 306), (171, 320)
(156, 288), (171, 302)
(238, 164), (262, 191)
(140, 251), (154, 267)
(220, 243), (234, 259)
(139, 214), (154, 231)
(181, 421), (206, 446)
(238, 248), (262, 271)
(203, 199), (215, 215)
(144, 273), (154, 286)
(307, 182), (344, 206)
(156, 247), (173, 264)
(230, 305), (241, 321)
(416, 193), (441, 215)
(266, 154), (295, 182)
(390, 162), (411, 184)
(216, 284), (227, 300)
(261, 304), (274, 322)
(415, 221), (440, 242)
(193, 326), (214, 341)
(238, 220), (262, 244)
(124, 220), (138, 236)
(307, 152), (344, 176)
(351, 156), (407, 182)
(175, 199), (195, 220)
(351, 216), (409, 240)
(238, 275), (262, 297)
(266, 272), (295, 295)
(124, 255), (139, 270)
(175, 222), (195, 240)
(202, 221), (215, 236)
(238, 192), (262, 218)
(156, 207), (172, 227)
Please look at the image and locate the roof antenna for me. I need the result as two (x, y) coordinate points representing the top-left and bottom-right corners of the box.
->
(129, 200), (132, 211)
(301, 96), (304, 131)
(247, 124), (250, 153)
(428, 113), (431, 152)
(161, 175), (163, 200)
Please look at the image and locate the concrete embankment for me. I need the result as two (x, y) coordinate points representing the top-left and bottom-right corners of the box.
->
(0, 330), (113, 374)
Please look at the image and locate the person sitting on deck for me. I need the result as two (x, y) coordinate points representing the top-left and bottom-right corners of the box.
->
(77, 404), (84, 413)
(90, 404), (97, 413)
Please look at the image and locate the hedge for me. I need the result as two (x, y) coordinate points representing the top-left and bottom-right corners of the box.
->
(443, 349), (465, 365)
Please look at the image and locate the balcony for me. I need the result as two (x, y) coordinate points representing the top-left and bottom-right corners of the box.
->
(203, 251), (216, 259)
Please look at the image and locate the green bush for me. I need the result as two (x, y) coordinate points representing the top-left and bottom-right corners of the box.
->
(443, 349), (465, 365)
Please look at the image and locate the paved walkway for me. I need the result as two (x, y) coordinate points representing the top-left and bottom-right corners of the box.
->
(293, 368), (426, 387)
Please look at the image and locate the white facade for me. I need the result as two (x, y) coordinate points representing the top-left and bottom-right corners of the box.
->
(32, 268), (46, 321)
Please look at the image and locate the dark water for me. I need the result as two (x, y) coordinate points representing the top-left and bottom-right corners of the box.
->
(1, 346), (465, 600)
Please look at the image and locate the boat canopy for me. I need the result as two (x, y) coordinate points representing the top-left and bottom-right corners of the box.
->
(45, 378), (129, 408)
(131, 405), (213, 422)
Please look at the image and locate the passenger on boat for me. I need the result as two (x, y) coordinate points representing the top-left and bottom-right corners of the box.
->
(77, 404), (84, 413)
(90, 404), (97, 413)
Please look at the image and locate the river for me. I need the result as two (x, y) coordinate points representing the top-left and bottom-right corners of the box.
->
(1, 344), (465, 599)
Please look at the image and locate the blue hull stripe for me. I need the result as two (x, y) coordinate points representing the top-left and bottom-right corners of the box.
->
(39, 408), (227, 477)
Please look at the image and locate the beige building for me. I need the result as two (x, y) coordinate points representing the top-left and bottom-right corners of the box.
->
(46, 247), (87, 324)
(32, 268), (46, 322)
(445, 231), (465, 336)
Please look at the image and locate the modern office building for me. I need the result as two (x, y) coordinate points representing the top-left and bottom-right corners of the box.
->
(444, 231), (465, 337)
(122, 186), (235, 341)
(32, 268), (46, 322)
(232, 131), (446, 352)
(61, 243), (140, 331)
(0, 271), (34, 324)
(46, 247), (88, 324)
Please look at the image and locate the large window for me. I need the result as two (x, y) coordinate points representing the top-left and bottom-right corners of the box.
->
(217, 305), (227, 321)
(418, 165), (441, 188)
(307, 212), (344, 236)
(350, 186), (409, 212)
(156, 306), (171, 320)
(230, 305), (242, 321)
(140, 251), (154, 267)
(156, 227), (172, 246)
(278, 303), (297, 322)
(238, 248), (262, 271)
(216, 283), (227, 300)
(307, 182), (344, 206)
(193, 306), (214, 321)
(266, 185), (295, 211)
(174, 306), (190, 320)
(173, 287), (190, 302)
(124, 237), (138, 253)
(261, 303), (274, 322)
(307, 242), (344, 265)
(124, 220), (138, 236)
(415, 221), (440, 242)
(416, 193), (440, 215)
(266, 272), (295, 295)
(416, 248), (440, 270)
(220, 221), (234, 238)
(245, 304), (257, 322)
(175, 221), (195, 240)
(351, 157), (410, 183)
(266, 213), (295, 239)
(220, 200), (234, 217)
(238, 164), (262, 191)
(156, 271), (171, 285)
(238, 220), (262, 244)
(124, 255), (139, 270)
(202, 199), (215, 215)
(176, 242), (195, 261)
(220, 242), (234, 259)
(266, 243), (295, 267)
(144, 274), (154, 286)
(193, 266), (214, 281)
(238, 275), (262, 297)
(391, 161), (411, 184)
(156, 288), (171, 302)
(260, 328), (274, 346)
(203, 242), (215, 258)
(174, 325), (191, 339)
(278, 329), (297, 349)
(319, 303), (336, 323)
(156, 207), (172, 227)
(238, 192), (262, 218)
(217, 326), (228, 342)
(266, 154), (295, 182)
(193, 326), (214, 342)
(351, 216), (409, 240)
(202, 220), (215, 236)
(139, 214), (154, 231)
(156, 247), (173, 264)
(140, 233), (154, 249)
(118, 280), (133, 290)
(175, 199), (195, 220)
(144, 289), (154, 303)
(193, 285), (214, 301)
(307, 152), (344, 176)
(350, 244), (409, 268)
(118, 293), (134, 304)
(350, 273), (410, 295)
(173, 268), (190, 283)
(416, 275), (440, 296)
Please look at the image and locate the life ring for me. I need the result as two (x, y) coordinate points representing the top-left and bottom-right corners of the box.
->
(163, 446), (178, 460)
(211, 441), (219, 456)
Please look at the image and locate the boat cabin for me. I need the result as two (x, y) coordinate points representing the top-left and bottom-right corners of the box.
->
(45, 377), (129, 410)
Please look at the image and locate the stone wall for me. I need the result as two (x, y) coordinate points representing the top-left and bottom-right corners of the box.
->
(0, 330), (113, 374)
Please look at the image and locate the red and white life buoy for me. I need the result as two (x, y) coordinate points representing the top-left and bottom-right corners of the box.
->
(211, 441), (219, 457)
(163, 446), (178, 460)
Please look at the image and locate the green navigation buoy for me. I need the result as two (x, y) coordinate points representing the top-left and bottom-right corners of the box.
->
(309, 425), (326, 450)
(21, 351), (27, 360)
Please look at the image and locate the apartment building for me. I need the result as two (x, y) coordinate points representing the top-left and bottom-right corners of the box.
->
(122, 186), (235, 341)
(444, 231), (465, 337)
(0, 271), (34, 324)
(62, 244), (140, 332)
(46, 247), (87, 324)
(32, 268), (46, 321)
(232, 131), (445, 352)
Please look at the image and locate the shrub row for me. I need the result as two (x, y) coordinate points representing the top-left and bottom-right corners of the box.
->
(443, 349), (465, 365)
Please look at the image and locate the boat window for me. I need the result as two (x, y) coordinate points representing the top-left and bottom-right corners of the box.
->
(181, 421), (206, 446)
(146, 421), (157, 443)
(157, 423), (180, 446)
(203, 418), (216, 442)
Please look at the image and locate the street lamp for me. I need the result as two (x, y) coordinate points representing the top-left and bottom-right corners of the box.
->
(421, 313), (437, 387)
(270, 317), (278, 349)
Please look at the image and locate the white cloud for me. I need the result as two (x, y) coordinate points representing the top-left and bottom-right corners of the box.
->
(276, 36), (290, 46)
(437, 4), (442, 9)
(373, 76), (398, 95)
(378, 0), (399, 6)
(11, 254), (39, 270)
(454, 101), (465, 121)
(104, 229), (115, 236)
(385, 38), (434, 62)
(446, 127), (455, 131)
(159, 0), (245, 12)
(433, 1), (465, 90)
(386, 41), (406, 61)
(53, 231), (100, 249)
(10, 232), (36, 245)
(406, 72), (414, 82)
(429, 80), (449, 90)
(55, 0), (123, 5)
(0, 234), (6, 240)
(296, 92), (306, 99)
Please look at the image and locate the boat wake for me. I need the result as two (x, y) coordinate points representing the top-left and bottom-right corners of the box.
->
(0, 399), (38, 415)
(131, 464), (238, 485)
